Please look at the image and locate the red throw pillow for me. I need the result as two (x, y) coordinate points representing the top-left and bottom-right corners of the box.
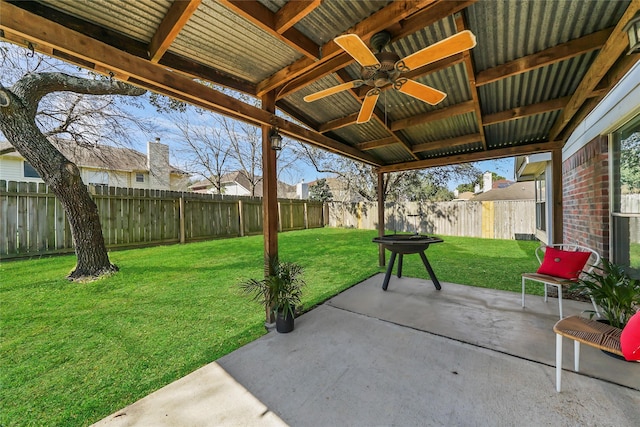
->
(536, 247), (591, 280)
(621, 312), (640, 361)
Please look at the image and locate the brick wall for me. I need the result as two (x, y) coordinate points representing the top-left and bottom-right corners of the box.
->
(562, 135), (609, 258)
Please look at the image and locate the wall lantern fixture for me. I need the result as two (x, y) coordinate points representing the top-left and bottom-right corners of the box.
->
(624, 11), (640, 54)
(270, 128), (282, 150)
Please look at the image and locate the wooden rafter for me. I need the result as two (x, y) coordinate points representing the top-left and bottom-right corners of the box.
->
(0, 2), (379, 167)
(411, 133), (482, 153)
(476, 27), (613, 86)
(379, 140), (564, 172)
(257, 0), (440, 96)
(218, 0), (320, 59)
(148, 0), (201, 63)
(549, 0), (640, 141)
(390, 101), (476, 131)
(275, 0), (321, 34)
(357, 138), (398, 151)
(483, 97), (570, 126)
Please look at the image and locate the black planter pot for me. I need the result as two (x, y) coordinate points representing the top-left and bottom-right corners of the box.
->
(276, 310), (295, 333)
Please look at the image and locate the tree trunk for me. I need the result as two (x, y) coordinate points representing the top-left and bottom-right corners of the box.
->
(0, 78), (120, 280)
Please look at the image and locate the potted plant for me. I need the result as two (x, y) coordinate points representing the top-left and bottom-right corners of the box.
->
(240, 260), (306, 333)
(570, 258), (640, 329)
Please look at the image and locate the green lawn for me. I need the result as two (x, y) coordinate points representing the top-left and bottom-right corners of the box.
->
(0, 228), (539, 426)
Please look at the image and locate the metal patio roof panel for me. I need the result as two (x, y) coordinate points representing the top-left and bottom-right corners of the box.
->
(467, 0), (629, 72)
(400, 112), (479, 145)
(329, 120), (391, 146)
(367, 144), (415, 164)
(171, 0), (302, 83)
(484, 111), (561, 149)
(291, 0), (393, 46)
(40, 0), (171, 43)
(478, 50), (600, 115)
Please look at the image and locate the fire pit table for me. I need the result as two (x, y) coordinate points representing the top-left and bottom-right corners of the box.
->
(372, 234), (444, 291)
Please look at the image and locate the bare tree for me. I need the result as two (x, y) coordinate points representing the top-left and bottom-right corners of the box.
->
(0, 44), (147, 280)
(298, 144), (480, 202)
(171, 112), (234, 193)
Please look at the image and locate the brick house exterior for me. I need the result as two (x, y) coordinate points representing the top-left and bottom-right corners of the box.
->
(562, 135), (610, 259)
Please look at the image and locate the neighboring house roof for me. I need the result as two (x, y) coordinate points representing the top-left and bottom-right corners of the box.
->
(0, 139), (186, 175)
(453, 191), (475, 201)
(189, 170), (296, 197)
(471, 181), (535, 201)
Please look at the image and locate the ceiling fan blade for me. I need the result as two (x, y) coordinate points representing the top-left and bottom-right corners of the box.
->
(334, 34), (380, 68)
(357, 88), (380, 124)
(396, 30), (477, 72)
(303, 80), (363, 102)
(396, 79), (446, 105)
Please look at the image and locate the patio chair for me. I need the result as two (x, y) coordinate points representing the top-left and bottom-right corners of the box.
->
(521, 244), (601, 318)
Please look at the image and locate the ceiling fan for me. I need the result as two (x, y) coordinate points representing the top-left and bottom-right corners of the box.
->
(303, 30), (477, 124)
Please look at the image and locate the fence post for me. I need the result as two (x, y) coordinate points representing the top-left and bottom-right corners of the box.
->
(238, 199), (245, 237)
(277, 201), (282, 232)
(304, 202), (308, 229)
(179, 196), (185, 243)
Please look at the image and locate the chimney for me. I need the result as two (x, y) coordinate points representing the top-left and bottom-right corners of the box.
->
(483, 171), (492, 193)
(296, 180), (309, 199)
(147, 138), (170, 190)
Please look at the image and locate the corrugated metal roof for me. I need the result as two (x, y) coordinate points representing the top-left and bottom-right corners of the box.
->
(10, 0), (634, 171)
(478, 50), (599, 114)
(468, 0), (629, 71)
(418, 141), (484, 159)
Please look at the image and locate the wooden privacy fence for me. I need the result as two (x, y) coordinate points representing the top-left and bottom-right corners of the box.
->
(328, 200), (536, 240)
(0, 180), (324, 259)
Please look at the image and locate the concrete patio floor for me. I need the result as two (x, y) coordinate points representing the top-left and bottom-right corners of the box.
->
(94, 274), (640, 426)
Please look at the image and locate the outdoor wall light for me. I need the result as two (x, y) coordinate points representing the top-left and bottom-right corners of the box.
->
(625, 11), (640, 54)
(270, 128), (282, 150)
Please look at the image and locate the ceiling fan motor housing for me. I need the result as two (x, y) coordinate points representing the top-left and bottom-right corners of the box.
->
(362, 51), (401, 87)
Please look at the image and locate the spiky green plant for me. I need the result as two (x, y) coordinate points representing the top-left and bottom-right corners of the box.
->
(239, 260), (306, 318)
(570, 258), (640, 328)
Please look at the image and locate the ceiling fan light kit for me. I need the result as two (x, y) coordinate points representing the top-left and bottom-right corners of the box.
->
(304, 30), (477, 124)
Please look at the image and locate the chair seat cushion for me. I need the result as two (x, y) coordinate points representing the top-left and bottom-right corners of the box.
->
(621, 312), (640, 361)
(536, 247), (591, 280)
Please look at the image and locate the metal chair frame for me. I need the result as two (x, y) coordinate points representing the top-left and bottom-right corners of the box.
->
(521, 244), (601, 318)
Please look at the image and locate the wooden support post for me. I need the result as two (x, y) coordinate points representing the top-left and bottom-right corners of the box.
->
(262, 91), (278, 323)
(551, 148), (564, 244)
(378, 171), (386, 267)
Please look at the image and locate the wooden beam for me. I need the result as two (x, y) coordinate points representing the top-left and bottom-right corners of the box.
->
(476, 27), (613, 86)
(482, 97), (570, 126)
(411, 133), (482, 153)
(391, 100), (476, 131)
(549, 0), (640, 141)
(378, 140), (564, 172)
(0, 2), (379, 168)
(218, 0), (319, 59)
(257, 0), (439, 96)
(275, 0), (321, 34)
(357, 137), (398, 151)
(148, 0), (201, 63)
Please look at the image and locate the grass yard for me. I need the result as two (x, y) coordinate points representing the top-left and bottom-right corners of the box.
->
(0, 228), (540, 426)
